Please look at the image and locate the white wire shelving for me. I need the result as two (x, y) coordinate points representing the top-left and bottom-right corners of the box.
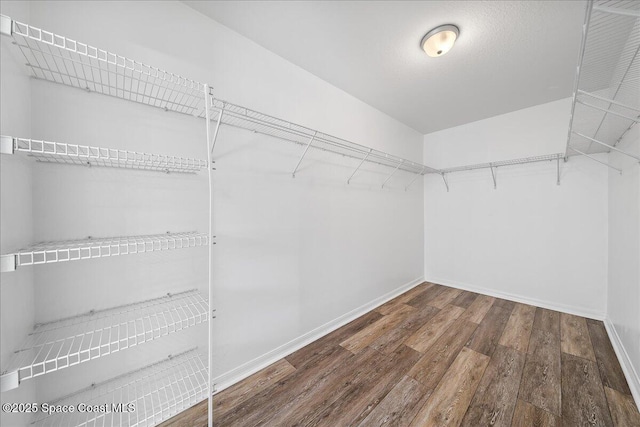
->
(0, 232), (208, 273)
(0, 290), (208, 392)
(565, 0), (640, 167)
(208, 98), (438, 183)
(0, 136), (209, 173)
(0, 15), (207, 118)
(31, 348), (208, 427)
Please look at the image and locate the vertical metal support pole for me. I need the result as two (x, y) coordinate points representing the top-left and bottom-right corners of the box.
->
(557, 155), (561, 185)
(441, 173), (449, 192)
(405, 167), (426, 191)
(292, 131), (317, 178)
(490, 165), (497, 189)
(210, 107), (223, 156)
(381, 161), (403, 189)
(564, 0), (593, 160)
(347, 149), (372, 184)
(203, 85), (214, 427)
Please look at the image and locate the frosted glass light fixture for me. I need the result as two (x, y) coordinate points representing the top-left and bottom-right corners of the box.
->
(421, 25), (459, 57)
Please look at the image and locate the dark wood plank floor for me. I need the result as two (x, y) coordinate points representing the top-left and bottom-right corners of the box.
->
(161, 282), (640, 426)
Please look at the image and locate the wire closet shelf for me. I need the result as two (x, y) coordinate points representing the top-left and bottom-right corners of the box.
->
(1, 15), (208, 118)
(31, 349), (208, 427)
(1, 136), (209, 173)
(566, 0), (640, 162)
(0, 290), (208, 392)
(0, 232), (208, 273)
(209, 98), (438, 177)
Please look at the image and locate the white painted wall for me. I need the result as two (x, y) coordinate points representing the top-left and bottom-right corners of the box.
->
(0, 2), (35, 425)
(607, 124), (640, 404)
(1, 0), (424, 410)
(423, 99), (609, 319)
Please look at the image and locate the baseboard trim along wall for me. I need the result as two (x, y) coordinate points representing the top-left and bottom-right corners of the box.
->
(213, 275), (425, 393)
(604, 318), (640, 409)
(425, 277), (606, 321)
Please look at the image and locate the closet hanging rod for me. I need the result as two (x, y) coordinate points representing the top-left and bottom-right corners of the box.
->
(0, 136), (209, 173)
(0, 290), (208, 392)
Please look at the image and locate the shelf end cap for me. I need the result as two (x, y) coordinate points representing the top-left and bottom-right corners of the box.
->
(0, 136), (15, 154)
(0, 254), (17, 272)
(0, 370), (19, 392)
(0, 15), (12, 37)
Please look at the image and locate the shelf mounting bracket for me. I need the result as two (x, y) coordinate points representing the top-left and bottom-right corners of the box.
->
(0, 254), (17, 272)
(405, 167), (426, 191)
(0, 15), (11, 37)
(347, 148), (372, 184)
(0, 135), (15, 154)
(292, 131), (317, 178)
(209, 104), (223, 157)
(0, 370), (19, 392)
(382, 160), (403, 189)
(441, 173), (449, 192)
(490, 165), (497, 189)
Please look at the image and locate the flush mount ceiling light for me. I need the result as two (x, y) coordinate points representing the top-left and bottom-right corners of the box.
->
(421, 24), (459, 57)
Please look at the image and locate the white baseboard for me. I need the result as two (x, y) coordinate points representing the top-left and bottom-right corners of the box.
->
(213, 275), (425, 394)
(425, 277), (606, 320)
(604, 318), (640, 409)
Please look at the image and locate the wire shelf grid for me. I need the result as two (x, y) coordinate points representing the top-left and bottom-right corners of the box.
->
(211, 98), (436, 176)
(7, 18), (207, 117)
(567, 0), (640, 158)
(32, 349), (208, 427)
(7, 137), (208, 173)
(1, 290), (208, 388)
(3, 232), (208, 270)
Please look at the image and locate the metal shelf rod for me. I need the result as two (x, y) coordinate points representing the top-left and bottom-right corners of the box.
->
(593, 5), (640, 17)
(565, 0), (594, 159)
(577, 100), (640, 123)
(569, 146), (623, 173)
(573, 131), (640, 161)
(577, 90), (640, 112)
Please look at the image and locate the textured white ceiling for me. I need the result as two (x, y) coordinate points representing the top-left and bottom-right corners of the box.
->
(185, 1), (587, 134)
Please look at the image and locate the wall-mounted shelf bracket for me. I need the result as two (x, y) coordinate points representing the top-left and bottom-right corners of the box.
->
(573, 131), (640, 162)
(569, 146), (623, 174)
(209, 105), (223, 156)
(441, 173), (449, 192)
(381, 160), (403, 189)
(490, 165), (497, 189)
(405, 167), (426, 191)
(0, 135), (14, 154)
(292, 131), (317, 178)
(0, 14), (11, 36)
(557, 156), (561, 185)
(347, 149), (372, 184)
(0, 370), (19, 392)
(0, 254), (17, 272)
